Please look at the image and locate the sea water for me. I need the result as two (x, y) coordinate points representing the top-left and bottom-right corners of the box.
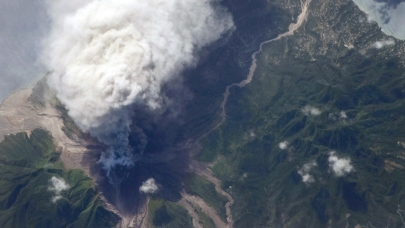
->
(0, 0), (49, 103)
(352, 0), (405, 40)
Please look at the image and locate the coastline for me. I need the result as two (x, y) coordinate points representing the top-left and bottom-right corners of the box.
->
(352, 0), (405, 40)
(0, 77), (91, 172)
(0, 72), (46, 107)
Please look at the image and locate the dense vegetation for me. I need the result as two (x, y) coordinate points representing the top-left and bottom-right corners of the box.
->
(195, 0), (405, 227)
(148, 197), (193, 228)
(147, 0), (297, 226)
(0, 129), (118, 228)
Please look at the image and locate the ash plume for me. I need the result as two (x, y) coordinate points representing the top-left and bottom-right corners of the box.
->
(42, 0), (234, 171)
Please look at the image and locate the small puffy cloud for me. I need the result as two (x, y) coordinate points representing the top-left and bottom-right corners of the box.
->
(373, 39), (395, 49)
(139, 178), (158, 194)
(279, 141), (289, 150)
(339, 111), (348, 119)
(302, 105), (322, 116)
(328, 151), (354, 177)
(329, 111), (349, 122)
(300, 173), (315, 184)
(244, 130), (256, 141)
(48, 176), (69, 203)
(298, 161), (317, 184)
(52, 195), (62, 202)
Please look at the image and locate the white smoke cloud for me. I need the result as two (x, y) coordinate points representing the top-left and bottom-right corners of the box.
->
(298, 161), (317, 184)
(48, 176), (69, 202)
(139, 178), (158, 194)
(372, 39), (395, 49)
(328, 151), (354, 177)
(279, 141), (289, 150)
(42, 0), (234, 170)
(302, 105), (322, 116)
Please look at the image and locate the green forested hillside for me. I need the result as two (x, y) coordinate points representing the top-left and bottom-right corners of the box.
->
(0, 129), (118, 228)
(196, 0), (405, 227)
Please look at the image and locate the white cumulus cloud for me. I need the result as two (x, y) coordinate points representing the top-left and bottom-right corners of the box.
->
(298, 161), (317, 184)
(139, 178), (158, 194)
(328, 151), (354, 177)
(279, 141), (289, 150)
(339, 111), (348, 119)
(302, 105), (322, 116)
(42, 0), (234, 171)
(373, 39), (395, 49)
(48, 176), (69, 202)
